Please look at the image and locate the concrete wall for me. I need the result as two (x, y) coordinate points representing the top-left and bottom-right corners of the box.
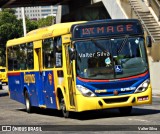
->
(101, 0), (128, 19)
(59, 0), (129, 22)
(150, 42), (160, 62)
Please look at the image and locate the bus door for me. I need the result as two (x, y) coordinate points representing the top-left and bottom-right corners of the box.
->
(35, 46), (45, 107)
(54, 36), (76, 110)
(66, 46), (76, 108)
(42, 38), (56, 109)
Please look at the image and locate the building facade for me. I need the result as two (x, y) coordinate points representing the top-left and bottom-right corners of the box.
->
(14, 6), (58, 20)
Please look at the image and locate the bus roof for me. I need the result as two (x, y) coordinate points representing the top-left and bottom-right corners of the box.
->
(6, 21), (86, 47)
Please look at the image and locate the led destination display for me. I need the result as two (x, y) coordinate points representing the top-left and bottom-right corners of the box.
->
(72, 20), (143, 39)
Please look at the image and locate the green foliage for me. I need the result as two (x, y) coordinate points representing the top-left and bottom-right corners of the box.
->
(0, 10), (23, 66)
(0, 9), (55, 66)
(37, 16), (54, 28)
(22, 17), (38, 33)
(1, 8), (16, 14)
(0, 12), (17, 25)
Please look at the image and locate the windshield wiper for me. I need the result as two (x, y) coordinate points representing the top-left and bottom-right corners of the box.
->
(117, 35), (129, 54)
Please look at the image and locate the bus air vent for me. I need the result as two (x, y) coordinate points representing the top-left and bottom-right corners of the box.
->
(103, 97), (129, 104)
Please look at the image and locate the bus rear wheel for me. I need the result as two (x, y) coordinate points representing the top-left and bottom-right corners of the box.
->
(25, 91), (32, 113)
(60, 98), (69, 118)
(119, 106), (132, 115)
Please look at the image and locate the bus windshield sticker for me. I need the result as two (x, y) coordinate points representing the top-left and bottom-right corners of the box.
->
(79, 52), (109, 58)
(114, 65), (123, 73)
(105, 57), (111, 66)
(135, 39), (139, 44)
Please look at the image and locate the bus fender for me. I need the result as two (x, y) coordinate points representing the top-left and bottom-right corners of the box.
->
(23, 85), (31, 97)
(56, 85), (68, 110)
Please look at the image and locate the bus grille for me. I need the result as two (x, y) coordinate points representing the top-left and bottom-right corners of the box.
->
(103, 97), (129, 104)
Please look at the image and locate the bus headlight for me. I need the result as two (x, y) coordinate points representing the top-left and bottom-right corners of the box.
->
(135, 79), (150, 93)
(76, 85), (96, 97)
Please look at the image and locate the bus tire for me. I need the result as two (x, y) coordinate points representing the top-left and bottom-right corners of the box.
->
(25, 91), (32, 113)
(119, 106), (132, 115)
(60, 98), (69, 118)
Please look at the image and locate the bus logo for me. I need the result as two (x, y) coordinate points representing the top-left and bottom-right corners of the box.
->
(48, 73), (52, 85)
(113, 90), (119, 95)
(24, 74), (35, 85)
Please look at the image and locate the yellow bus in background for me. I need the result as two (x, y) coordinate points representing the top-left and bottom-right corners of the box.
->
(6, 19), (152, 118)
(0, 66), (8, 84)
(0, 66), (8, 89)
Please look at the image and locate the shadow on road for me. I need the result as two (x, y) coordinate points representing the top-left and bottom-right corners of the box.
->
(17, 106), (160, 120)
(0, 92), (9, 97)
(18, 108), (63, 117)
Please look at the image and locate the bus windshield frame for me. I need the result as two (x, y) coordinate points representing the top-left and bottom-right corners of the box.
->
(74, 36), (148, 80)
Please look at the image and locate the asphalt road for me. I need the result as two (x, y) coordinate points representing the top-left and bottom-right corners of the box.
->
(0, 86), (160, 134)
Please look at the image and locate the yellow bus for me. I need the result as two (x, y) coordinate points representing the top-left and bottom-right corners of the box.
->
(6, 19), (152, 118)
(0, 66), (8, 89)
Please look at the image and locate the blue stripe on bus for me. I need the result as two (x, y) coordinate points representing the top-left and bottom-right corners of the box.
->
(8, 71), (57, 109)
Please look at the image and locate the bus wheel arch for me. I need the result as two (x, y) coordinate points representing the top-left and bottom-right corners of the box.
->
(24, 88), (32, 113)
(57, 88), (69, 118)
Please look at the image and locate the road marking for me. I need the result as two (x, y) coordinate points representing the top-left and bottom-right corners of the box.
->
(128, 118), (150, 122)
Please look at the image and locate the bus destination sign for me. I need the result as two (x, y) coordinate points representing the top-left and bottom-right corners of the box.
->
(72, 20), (143, 39)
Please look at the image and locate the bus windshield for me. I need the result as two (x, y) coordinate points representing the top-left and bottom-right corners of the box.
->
(75, 37), (148, 79)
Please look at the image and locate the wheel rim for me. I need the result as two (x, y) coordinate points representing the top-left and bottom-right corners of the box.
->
(25, 92), (31, 112)
(26, 97), (30, 111)
(61, 99), (66, 113)
(61, 98), (69, 118)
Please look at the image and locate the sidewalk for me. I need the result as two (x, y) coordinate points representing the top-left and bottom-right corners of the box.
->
(152, 89), (160, 97)
(149, 56), (160, 97)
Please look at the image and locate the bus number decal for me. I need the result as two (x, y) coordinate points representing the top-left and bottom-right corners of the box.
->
(24, 74), (35, 84)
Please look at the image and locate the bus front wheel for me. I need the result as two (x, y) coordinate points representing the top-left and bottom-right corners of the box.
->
(119, 106), (132, 115)
(60, 98), (69, 118)
(25, 91), (32, 113)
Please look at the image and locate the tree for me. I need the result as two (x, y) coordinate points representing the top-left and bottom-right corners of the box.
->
(1, 8), (16, 14)
(37, 16), (54, 28)
(0, 9), (55, 66)
(25, 17), (38, 33)
(0, 9), (23, 66)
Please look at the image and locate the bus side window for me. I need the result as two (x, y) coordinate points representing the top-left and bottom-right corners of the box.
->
(43, 38), (54, 68)
(7, 47), (14, 71)
(27, 42), (34, 70)
(13, 45), (20, 70)
(54, 37), (62, 68)
(20, 44), (27, 70)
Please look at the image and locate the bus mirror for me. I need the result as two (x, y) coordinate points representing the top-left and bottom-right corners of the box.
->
(146, 36), (152, 47)
(69, 47), (76, 61)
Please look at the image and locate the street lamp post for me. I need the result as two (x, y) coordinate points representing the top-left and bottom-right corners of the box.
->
(21, 7), (26, 36)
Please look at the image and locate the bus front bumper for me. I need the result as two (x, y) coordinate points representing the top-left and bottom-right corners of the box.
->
(75, 87), (152, 112)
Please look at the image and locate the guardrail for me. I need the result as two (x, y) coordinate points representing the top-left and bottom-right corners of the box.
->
(129, 0), (155, 42)
(148, 0), (160, 21)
